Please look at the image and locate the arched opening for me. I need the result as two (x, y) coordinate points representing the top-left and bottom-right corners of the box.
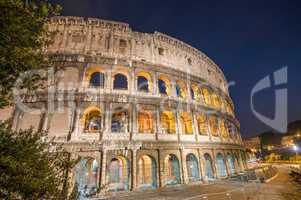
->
(201, 87), (212, 106)
(197, 114), (208, 135)
(164, 154), (181, 185)
(220, 119), (229, 138)
(137, 155), (157, 189)
(113, 73), (128, 90)
(216, 153), (227, 177)
(225, 100), (233, 115)
(111, 107), (129, 133)
(138, 111), (154, 134)
(89, 72), (104, 87)
(212, 93), (222, 110)
(175, 80), (187, 99)
(180, 112), (193, 135)
(74, 158), (99, 197)
(160, 111), (176, 134)
(158, 75), (170, 96)
(227, 154), (236, 175)
(191, 84), (201, 102)
(186, 154), (200, 182)
(137, 71), (152, 93)
(208, 115), (219, 137)
(204, 153), (214, 180)
(83, 107), (102, 133)
(108, 156), (130, 191)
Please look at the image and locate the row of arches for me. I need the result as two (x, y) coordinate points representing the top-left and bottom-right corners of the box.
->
(84, 67), (233, 115)
(82, 106), (239, 140)
(73, 152), (243, 197)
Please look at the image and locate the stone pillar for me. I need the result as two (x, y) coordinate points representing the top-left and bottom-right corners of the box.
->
(132, 149), (137, 190)
(157, 149), (163, 188)
(155, 107), (160, 140)
(192, 111), (199, 141)
(223, 151), (230, 176)
(197, 149), (205, 182)
(181, 150), (189, 184)
(207, 115), (213, 142)
(72, 107), (81, 140)
(130, 68), (135, 95)
(170, 80), (177, 98)
(175, 111), (181, 141)
(152, 72), (158, 95)
(100, 150), (107, 192)
(211, 149), (218, 178)
(131, 104), (137, 139)
(104, 102), (111, 134)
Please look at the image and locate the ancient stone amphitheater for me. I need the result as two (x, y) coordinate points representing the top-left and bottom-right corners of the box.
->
(2, 16), (247, 196)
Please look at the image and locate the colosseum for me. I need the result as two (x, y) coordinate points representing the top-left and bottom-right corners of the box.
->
(4, 16), (247, 196)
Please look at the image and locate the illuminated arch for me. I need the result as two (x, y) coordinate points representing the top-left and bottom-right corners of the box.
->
(212, 93), (222, 109)
(108, 156), (130, 191)
(175, 80), (187, 99)
(158, 75), (171, 96)
(82, 106), (102, 133)
(201, 87), (212, 106)
(85, 66), (105, 88)
(137, 155), (157, 189)
(225, 100), (233, 115)
(191, 83), (201, 102)
(226, 153), (236, 175)
(111, 107), (129, 133)
(74, 158), (99, 197)
(113, 73), (128, 90)
(186, 154), (200, 182)
(216, 153), (227, 177)
(137, 71), (152, 93)
(197, 114), (208, 135)
(138, 111), (154, 134)
(220, 119), (229, 138)
(160, 111), (176, 134)
(180, 112), (193, 135)
(164, 154), (181, 185)
(208, 115), (219, 137)
(204, 153), (214, 180)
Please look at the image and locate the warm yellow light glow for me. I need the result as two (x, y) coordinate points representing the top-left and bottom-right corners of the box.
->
(180, 112), (193, 135)
(197, 114), (208, 135)
(208, 115), (219, 137)
(161, 111), (176, 134)
(138, 111), (154, 134)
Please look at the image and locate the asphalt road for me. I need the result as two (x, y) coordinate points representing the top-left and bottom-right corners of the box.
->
(95, 165), (301, 200)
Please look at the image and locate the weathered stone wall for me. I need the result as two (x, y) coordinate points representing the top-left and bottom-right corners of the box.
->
(46, 16), (228, 94)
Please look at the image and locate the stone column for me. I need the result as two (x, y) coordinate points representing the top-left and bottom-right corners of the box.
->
(197, 149), (205, 182)
(131, 104), (137, 140)
(207, 115), (213, 142)
(181, 150), (189, 184)
(155, 107), (160, 140)
(131, 149), (137, 190)
(192, 111), (199, 141)
(175, 111), (181, 141)
(211, 149), (218, 178)
(152, 72), (158, 95)
(170, 80), (177, 98)
(130, 68), (135, 95)
(72, 107), (81, 140)
(100, 150), (107, 192)
(223, 151), (231, 176)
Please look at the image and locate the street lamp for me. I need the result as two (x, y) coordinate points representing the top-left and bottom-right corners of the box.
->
(293, 145), (299, 161)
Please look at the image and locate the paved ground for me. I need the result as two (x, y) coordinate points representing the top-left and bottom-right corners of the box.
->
(94, 165), (301, 200)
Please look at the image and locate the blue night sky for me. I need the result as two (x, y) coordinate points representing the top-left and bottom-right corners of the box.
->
(51, 0), (301, 138)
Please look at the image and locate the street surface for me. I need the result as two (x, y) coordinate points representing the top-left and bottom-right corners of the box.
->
(96, 165), (301, 200)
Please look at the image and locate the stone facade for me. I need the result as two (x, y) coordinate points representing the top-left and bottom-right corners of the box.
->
(5, 16), (247, 196)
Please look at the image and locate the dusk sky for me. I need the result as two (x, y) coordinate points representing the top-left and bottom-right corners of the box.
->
(51, 0), (301, 138)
